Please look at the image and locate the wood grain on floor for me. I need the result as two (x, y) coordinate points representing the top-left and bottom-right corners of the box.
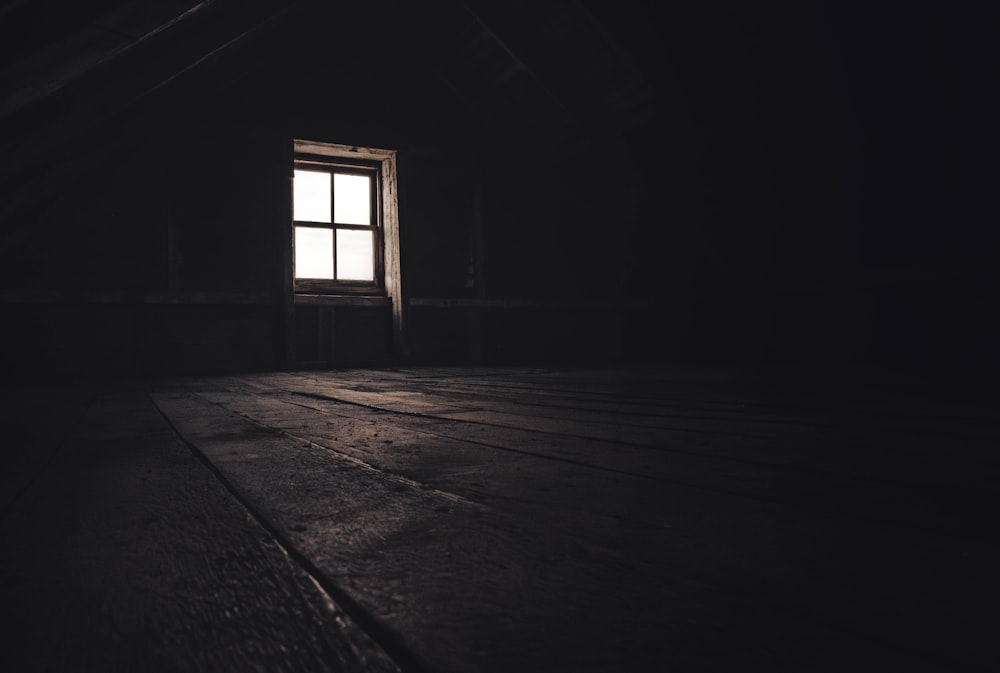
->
(3, 366), (997, 672)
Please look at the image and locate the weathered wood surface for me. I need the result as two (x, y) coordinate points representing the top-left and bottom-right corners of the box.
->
(3, 366), (997, 672)
(149, 367), (998, 672)
(0, 387), (398, 673)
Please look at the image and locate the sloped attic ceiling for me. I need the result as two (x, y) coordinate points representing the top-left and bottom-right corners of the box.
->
(0, 0), (660, 163)
(0, 0), (670, 275)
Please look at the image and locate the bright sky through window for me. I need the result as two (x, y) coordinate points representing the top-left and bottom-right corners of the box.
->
(293, 170), (331, 222)
(334, 173), (370, 224)
(295, 227), (333, 279)
(337, 229), (374, 280)
(293, 168), (375, 281)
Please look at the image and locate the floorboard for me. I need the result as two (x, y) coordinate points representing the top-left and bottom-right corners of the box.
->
(3, 366), (997, 672)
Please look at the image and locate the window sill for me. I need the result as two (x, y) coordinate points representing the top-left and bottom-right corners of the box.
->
(293, 293), (390, 307)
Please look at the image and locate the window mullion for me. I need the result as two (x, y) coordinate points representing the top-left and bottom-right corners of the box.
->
(330, 177), (338, 280)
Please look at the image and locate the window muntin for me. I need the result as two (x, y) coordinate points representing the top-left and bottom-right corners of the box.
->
(293, 160), (382, 292)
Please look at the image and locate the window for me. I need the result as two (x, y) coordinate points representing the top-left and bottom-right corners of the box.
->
(289, 140), (405, 352)
(293, 157), (382, 293)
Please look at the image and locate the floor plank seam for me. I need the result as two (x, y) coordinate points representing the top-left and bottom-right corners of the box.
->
(147, 391), (437, 673)
(189, 391), (482, 510)
(244, 385), (994, 541)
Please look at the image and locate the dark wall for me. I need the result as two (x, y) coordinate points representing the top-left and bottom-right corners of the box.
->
(599, 0), (998, 372)
(2, 0), (995, 379)
(0, 1), (645, 377)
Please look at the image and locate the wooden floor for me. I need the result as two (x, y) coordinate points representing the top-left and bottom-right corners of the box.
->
(2, 365), (998, 672)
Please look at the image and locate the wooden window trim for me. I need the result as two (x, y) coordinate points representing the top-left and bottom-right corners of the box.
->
(289, 139), (407, 356)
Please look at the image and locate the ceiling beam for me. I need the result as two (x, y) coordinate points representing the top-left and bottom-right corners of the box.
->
(0, 0), (134, 69)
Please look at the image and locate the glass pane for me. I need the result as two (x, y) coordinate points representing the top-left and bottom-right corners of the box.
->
(334, 173), (370, 225)
(294, 170), (331, 223)
(337, 229), (374, 280)
(295, 227), (333, 279)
